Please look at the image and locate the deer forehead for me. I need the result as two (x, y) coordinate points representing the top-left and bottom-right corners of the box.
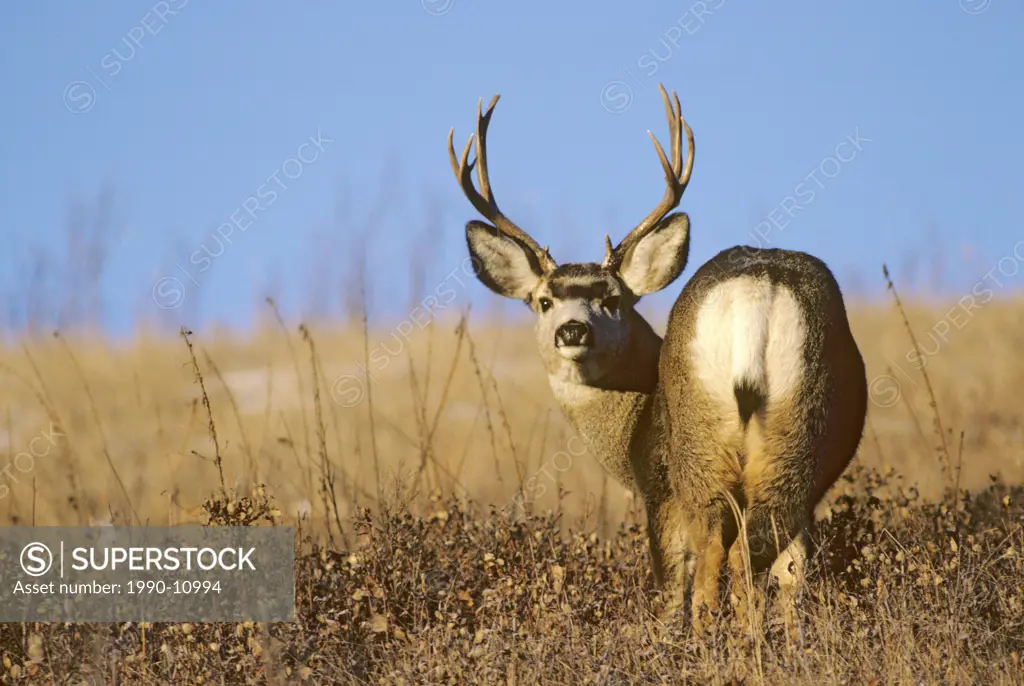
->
(536, 263), (623, 301)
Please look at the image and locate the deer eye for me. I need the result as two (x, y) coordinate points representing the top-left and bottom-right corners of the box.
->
(602, 296), (621, 313)
(538, 297), (553, 313)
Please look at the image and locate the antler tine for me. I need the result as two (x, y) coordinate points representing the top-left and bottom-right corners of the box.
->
(676, 89), (695, 194)
(604, 84), (694, 268)
(475, 96), (497, 207)
(661, 83), (682, 178)
(448, 95), (556, 273)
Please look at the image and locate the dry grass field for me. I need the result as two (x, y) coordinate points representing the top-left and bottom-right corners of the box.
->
(1, 282), (1023, 683)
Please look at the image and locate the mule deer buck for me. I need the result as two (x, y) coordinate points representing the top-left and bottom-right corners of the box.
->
(447, 85), (868, 632)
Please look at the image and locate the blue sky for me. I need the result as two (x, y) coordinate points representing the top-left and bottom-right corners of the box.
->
(2, 1), (1022, 336)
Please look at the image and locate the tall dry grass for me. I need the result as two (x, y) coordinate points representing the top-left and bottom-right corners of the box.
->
(3, 289), (1022, 533)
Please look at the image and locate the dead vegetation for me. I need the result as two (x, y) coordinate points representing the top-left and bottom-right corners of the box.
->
(0, 466), (1021, 683)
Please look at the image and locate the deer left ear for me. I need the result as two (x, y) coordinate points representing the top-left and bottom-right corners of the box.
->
(617, 212), (691, 296)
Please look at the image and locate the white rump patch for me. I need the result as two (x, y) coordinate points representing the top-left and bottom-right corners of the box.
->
(690, 277), (806, 414)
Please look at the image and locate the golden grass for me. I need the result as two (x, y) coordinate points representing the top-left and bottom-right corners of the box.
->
(0, 291), (1022, 682)
(2, 298), (1021, 530)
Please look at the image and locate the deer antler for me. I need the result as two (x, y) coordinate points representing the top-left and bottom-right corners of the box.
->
(603, 84), (694, 270)
(449, 95), (556, 273)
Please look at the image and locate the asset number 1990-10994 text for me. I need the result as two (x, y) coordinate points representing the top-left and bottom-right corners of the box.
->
(127, 580), (222, 594)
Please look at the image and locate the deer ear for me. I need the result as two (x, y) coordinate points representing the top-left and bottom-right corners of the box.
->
(617, 212), (690, 296)
(466, 220), (547, 299)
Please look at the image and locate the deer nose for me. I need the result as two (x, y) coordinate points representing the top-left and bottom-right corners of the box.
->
(555, 320), (592, 347)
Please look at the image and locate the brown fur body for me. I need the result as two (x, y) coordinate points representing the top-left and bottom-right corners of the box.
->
(540, 247), (867, 628)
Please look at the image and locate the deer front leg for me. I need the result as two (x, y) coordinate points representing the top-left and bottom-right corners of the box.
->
(647, 503), (694, 623)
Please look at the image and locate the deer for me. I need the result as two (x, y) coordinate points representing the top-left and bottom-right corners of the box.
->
(447, 84), (868, 634)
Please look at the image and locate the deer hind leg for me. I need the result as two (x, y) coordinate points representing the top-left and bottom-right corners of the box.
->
(727, 488), (811, 640)
(727, 515), (763, 631)
(769, 525), (808, 641)
(688, 515), (730, 634)
(727, 458), (809, 633)
(647, 497), (731, 634)
(727, 506), (808, 636)
(725, 385), (817, 638)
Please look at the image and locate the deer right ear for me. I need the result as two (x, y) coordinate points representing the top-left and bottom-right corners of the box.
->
(466, 220), (546, 300)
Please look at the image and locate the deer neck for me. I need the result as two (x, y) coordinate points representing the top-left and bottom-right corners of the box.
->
(546, 312), (662, 494)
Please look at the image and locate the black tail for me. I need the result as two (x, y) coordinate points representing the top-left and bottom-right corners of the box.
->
(734, 380), (763, 426)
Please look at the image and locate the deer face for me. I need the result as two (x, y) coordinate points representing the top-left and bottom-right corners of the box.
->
(449, 84), (694, 384)
(466, 214), (691, 384)
(531, 262), (632, 383)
